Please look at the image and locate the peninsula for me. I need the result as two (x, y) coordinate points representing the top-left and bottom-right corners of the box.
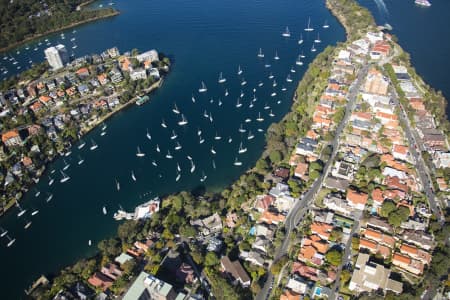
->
(0, 46), (170, 217)
(0, 0), (119, 51)
(23, 0), (450, 299)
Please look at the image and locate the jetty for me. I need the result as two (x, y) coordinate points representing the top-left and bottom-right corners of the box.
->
(113, 197), (160, 221)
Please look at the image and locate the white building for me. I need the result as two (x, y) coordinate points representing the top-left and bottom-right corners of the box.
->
(136, 49), (159, 63)
(44, 44), (69, 70)
(130, 68), (147, 81)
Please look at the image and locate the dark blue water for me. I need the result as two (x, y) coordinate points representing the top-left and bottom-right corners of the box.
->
(0, 0), (344, 297)
(359, 0), (450, 108)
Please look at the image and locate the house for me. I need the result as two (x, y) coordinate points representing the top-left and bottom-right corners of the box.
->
(29, 101), (44, 113)
(392, 253), (424, 275)
(22, 156), (34, 170)
(100, 263), (122, 280)
(295, 137), (318, 156)
(130, 68), (147, 81)
(122, 272), (180, 300)
(365, 217), (393, 233)
(371, 41), (391, 59)
(1, 130), (22, 147)
(331, 160), (355, 181)
(324, 176), (350, 192)
(280, 289), (302, 300)
(206, 237), (223, 252)
(359, 238), (391, 258)
(364, 69), (389, 96)
(254, 224), (275, 239)
(239, 250), (266, 267)
(361, 228), (395, 248)
(371, 188), (384, 208)
(76, 67), (90, 78)
(291, 262), (319, 281)
(274, 194), (296, 213)
(433, 151), (450, 168)
(87, 272), (113, 291)
(399, 244), (432, 265)
(346, 189), (368, 210)
(97, 74), (109, 85)
(226, 212), (239, 228)
(220, 256), (251, 287)
(399, 230), (435, 251)
(294, 162), (309, 181)
(258, 210), (285, 225)
(115, 253), (133, 266)
(252, 236), (271, 253)
(392, 144), (409, 161)
(286, 275), (309, 295)
(191, 212), (222, 235)
(382, 167), (407, 180)
(349, 253), (402, 295)
(310, 222), (333, 241)
(269, 182), (290, 198)
(254, 195), (275, 212)
(323, 194), (354, 216)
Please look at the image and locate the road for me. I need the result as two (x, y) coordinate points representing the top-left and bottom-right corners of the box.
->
(256, 63), (369, 300)
(387, 80), (444, 223)
(329, 213), (361, 300)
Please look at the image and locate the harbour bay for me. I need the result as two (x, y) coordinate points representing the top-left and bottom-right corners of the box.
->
(0, 0), (345, 298)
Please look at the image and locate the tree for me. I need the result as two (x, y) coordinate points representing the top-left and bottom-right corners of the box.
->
(122, 259), (137, 275)
(270, 255), (288, 275)
(325, 249), (343, 266)
(255, 158), (269, 172)
(340, 269), (351, 284)
(205, 252), (219, 267)
(380, 200), (396, 218)
(269, 150), (283, 164)
(98, 238), (121, 258)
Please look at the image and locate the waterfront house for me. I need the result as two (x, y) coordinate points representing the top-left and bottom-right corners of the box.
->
(1, 130), (22, 147)
(87, 272), (113, 291)
(136, 50), (159, 63)
(220, 256), (251, 287)
(100, 263), (123, 280)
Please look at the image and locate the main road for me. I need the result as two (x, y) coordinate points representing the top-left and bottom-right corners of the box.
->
(386, 74), (444, 223)
(256, 63), (369, 300)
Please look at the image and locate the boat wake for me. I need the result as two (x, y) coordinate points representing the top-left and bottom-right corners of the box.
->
(373, 0), (389, 19)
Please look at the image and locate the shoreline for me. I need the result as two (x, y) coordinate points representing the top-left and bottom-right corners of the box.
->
(0, 11), (120, 53)
(0, 77), (164, 217)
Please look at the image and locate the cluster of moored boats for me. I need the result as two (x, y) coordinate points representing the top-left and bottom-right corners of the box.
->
(0, 30), (79, 78)
(2, 20), (330, 247)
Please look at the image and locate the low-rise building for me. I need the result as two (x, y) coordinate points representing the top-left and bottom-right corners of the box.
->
(220, 256), (251, 287)
(349, 253), (402, 295)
